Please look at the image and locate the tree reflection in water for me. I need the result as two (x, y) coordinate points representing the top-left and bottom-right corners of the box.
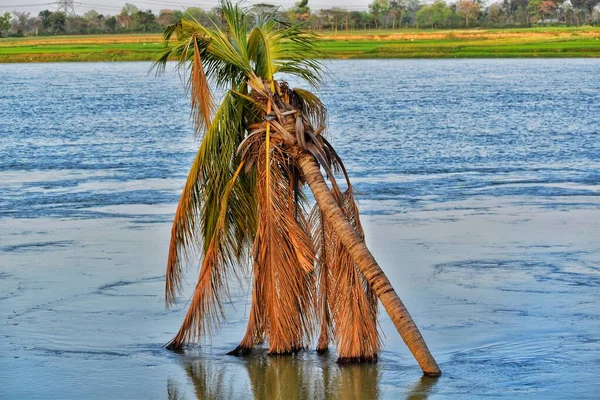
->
(167, 351), (438, 400)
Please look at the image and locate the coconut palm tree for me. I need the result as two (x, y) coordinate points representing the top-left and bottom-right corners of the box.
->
(154, 0), (440, 377)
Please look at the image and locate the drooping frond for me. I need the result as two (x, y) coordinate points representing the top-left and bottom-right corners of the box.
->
(165, 144), (203, 307)
(234, 75), (380, 360)
(253, 140), (316, 354)
(291, 88), (327, 139)
(164, 91), (252, 308)
(327, 190), (380, 363)
(310, 195), (378, 363)
(196, 92), (247, 251)
(190, 39), (213, 133)
(312, 209), (332, 353)
(308, 179), (380, 362)
(166, 161), (251, 350)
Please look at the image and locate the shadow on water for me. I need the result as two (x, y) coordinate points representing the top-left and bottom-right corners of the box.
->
(167, 351), (439, 400)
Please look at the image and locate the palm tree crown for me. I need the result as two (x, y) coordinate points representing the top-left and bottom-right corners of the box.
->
(155, 0), (440, 376)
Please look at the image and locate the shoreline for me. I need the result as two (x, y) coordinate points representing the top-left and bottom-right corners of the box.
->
(2, 54), (600, 64)
(2, 27), (600, 63)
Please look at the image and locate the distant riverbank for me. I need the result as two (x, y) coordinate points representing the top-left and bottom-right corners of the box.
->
(1, 27), (600, 62)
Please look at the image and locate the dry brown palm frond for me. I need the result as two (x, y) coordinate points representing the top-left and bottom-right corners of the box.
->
(190, 37), (214, 135)
(308, 160), (379, 362)
(253, 141), (317, 354)
(233, 79), (379, 362)
(291, 88), (327, 133)
(325, 214), (380, 363)
(312, 209), (332, 354)
(226, 262), (265, 356)
(334, 189), (380, 363)
(230, 98), (318, 355)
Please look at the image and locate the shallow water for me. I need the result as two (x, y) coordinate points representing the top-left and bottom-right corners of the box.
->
(1, 60), (599, 399)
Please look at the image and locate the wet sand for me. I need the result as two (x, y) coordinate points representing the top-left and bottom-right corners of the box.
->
(1, 200), (599, 398)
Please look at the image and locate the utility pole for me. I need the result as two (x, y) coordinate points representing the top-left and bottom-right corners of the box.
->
(56, 0), (76, 16)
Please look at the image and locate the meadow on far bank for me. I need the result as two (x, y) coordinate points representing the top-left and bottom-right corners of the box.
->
(1, 26), (600, 62)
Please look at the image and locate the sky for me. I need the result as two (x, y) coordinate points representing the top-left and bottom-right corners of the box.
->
(1, 0), (372, 15)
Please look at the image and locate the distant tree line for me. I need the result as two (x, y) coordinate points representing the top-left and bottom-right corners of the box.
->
(1, 0), (600, 37)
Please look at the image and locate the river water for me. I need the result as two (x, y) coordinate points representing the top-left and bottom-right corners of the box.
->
(1, 60), (599, 399)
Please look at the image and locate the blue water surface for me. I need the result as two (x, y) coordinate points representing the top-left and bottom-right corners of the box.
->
(0, 60), (599, 399)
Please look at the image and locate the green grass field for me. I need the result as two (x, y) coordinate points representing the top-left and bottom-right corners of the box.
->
(1, 27), (600, 62)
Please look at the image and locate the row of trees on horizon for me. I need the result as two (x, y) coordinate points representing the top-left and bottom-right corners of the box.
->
(1, 0), (600, 37)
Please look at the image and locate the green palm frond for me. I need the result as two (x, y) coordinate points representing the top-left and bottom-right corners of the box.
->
(249, 17), (323, 87)
(165, 90), (251, 307)
(218, 0), (249, 62)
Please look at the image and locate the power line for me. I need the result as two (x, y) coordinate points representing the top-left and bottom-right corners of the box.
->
(73, 2), (123, 8)
(71, 3), (123, 12)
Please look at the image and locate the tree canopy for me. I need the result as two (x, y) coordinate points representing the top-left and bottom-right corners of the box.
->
(3, 0), (599, 37)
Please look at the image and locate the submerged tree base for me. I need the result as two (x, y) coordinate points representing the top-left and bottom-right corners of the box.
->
(226, 345), (252, 356)
(164, 342), (185, 353)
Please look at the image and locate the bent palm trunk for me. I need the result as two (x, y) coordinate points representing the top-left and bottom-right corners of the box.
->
(298, 153), (441, 377)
